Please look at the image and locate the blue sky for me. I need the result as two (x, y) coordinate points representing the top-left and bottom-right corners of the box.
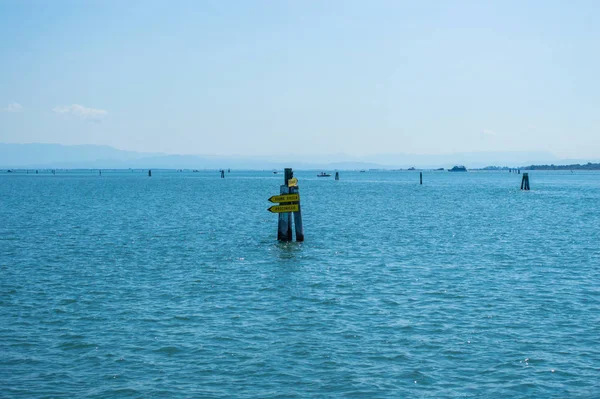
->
(1, 0), (599, 158)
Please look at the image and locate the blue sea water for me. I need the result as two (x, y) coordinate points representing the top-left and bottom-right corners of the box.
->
(1, 169), (599, 398)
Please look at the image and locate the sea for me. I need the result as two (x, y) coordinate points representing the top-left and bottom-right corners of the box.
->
(1, 169), (599, 398)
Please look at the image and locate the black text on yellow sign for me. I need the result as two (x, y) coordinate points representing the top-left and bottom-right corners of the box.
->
(268, 194), (299, 203)
(268, 204), (299, 213)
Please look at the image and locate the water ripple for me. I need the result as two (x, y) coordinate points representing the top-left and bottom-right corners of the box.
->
(1, 170), (599, 397)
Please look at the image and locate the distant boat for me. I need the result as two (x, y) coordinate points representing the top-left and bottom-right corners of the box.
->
(273, 171), (278, 174)
(448, 165), (467, 172)
(359, 170), (366, 173)
(317, 172), (331, 177)
(436, 168), (444, 171)
(408, 167), (416, 171)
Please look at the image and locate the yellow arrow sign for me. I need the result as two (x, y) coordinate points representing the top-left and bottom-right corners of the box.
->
(287, 177), (298, 187)
(268, 194), (299, 203)
(268, 204), (299, 213)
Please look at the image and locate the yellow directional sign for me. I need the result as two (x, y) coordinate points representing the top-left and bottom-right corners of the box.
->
(287, 177), (298, 187)
(268, 194), (299, 203)
(268, 204), (299, 213)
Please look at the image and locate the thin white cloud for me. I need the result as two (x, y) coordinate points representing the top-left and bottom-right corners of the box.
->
(3, 102), (23, 112)
(53, 104), (108, 121)
(482, 129), (496, 136)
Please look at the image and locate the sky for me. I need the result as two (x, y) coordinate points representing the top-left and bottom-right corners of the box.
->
(1, 0), (599, 158)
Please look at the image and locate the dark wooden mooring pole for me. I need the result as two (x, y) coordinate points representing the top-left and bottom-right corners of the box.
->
(277, 168), (294, 241)
(148, 169), (152, 177)
(420, 172), (423, 185)
(335, 171), (339, 180)
(520, 172), (530, 190)
(290, 184), (304, 242)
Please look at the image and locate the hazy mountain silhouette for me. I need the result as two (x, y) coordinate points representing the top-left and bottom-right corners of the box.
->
(1, 143), (594, 169)
(0, 143), (158, 167)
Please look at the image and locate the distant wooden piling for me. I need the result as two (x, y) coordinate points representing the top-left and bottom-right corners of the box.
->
(99, 170), (102, 176)
(520, 173), (530, 190)
(148, 170), (152, 177)
(420, 172), (423, 185)
(220, 170), (225, 178)
(335, 171), (339, 180)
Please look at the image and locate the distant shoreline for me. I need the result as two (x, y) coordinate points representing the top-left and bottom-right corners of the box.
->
(3, 163), (600, 173)
(481, 162), (600, 171)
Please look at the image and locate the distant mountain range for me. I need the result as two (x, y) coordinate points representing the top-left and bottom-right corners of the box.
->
(1, 143), (597, 170)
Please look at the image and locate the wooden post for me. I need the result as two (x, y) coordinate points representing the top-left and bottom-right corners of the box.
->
(521, 173), (530, 190)
(335, 171), (339, 180)
(420, 172), (422, 185)
(148, 170), (152, 177)
(277, 169), (293, 241)
(287, 168), (304, 242)
(520, 174), (524, 190)
(221, 170), (225, 178)
(284, 168), (292, 239)
(277, 185), (292, 241)
(290, 185), (304, 242)
(99, 170), (102, 176)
